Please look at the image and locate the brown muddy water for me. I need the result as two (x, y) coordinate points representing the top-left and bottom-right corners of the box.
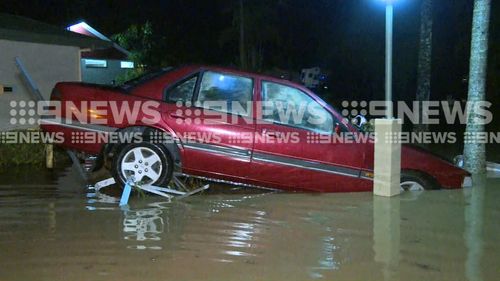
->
(0, 165), (499, 281)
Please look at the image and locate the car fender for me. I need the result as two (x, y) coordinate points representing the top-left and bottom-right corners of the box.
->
(401, 145), (469, 189)
(102, 125), (184, 169)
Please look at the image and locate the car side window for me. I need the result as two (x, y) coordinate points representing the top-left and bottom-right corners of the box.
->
(167, 75), (198, 103)
(261, 81), (334, 134)
(196, 71), (253, 116)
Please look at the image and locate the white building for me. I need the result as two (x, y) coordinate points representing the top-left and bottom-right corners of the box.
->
(0, 13), (110, 131)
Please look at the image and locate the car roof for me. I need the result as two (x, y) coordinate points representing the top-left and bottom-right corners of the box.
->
(177, 65), (355, 132)
(180, 64), (309, 91)
(146, 65), (354, 132)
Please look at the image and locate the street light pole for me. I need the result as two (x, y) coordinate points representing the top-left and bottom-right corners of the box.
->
(385, 3), (393, 119)
(374, 0), (401, 197)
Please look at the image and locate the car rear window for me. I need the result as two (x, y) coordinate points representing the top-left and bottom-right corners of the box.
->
(120, 67), (174, 91)
(166, 75), (198, 103)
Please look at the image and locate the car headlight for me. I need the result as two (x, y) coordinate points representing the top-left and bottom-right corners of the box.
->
(454, 155), (464, 168)
(462, 176), (473, 188)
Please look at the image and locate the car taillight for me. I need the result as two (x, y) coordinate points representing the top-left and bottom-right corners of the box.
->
(51, 88), (62, 101)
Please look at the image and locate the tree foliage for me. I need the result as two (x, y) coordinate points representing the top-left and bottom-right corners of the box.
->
(112, 22), (154, 68)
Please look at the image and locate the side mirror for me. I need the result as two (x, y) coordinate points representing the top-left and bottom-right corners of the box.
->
(335, 123), (342, 135)
(351, 114), (367, 129)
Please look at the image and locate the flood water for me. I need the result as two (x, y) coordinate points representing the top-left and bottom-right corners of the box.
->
(0, 165), (499, 281)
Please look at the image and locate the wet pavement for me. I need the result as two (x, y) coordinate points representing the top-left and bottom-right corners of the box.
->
(0, 165), (499, 281)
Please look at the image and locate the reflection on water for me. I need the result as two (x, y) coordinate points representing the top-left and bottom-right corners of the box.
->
(0, 166), (499, 281)
(464, 176), (486, 281)
(373, 196), (400, 281)
(123, 206), (164, 245)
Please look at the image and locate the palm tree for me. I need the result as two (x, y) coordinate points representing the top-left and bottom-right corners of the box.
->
(220, 0), (283, 71)
(415, 0), (433, 133)
(463, 0), (491, 174)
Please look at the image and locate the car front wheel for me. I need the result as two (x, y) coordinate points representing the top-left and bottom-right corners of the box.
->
(112, 142), (173, 187)
(400, 171), (440, 191)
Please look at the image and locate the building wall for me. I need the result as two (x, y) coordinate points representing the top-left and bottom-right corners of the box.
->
(0, 39), (81, 131)
(81, 59), (131, 85)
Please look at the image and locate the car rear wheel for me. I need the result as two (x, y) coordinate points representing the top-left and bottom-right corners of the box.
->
(400, 171), (439, 191)
(112, 142), (173, 187)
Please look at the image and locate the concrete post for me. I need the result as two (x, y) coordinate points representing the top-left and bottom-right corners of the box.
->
(374, 119), (402, 197)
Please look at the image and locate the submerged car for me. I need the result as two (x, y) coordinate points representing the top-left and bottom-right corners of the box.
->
(41, 65), (470, 192)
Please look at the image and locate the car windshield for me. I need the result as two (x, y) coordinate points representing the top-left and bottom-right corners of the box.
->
(119, 67), (174, 91)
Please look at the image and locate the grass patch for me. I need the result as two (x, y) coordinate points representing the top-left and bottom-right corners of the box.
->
(0, 142), (69, 167)
(0, 129), (69, 167)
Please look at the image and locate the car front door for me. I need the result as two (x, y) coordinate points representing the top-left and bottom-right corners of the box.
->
(250, 80), (372, 192)
(163, 70), (256, 181)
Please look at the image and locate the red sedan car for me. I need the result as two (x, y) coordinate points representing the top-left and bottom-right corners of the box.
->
(41, 65), (470, 192)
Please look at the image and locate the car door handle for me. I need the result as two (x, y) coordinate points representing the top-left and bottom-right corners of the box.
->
(169, 112), (186, 119)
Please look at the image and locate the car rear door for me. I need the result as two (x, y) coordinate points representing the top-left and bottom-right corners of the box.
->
(163, 70), (256, 181)
(250, 80), (372, 192)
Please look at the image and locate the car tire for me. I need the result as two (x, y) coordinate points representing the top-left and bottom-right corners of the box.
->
(112, 142), (173, 187)
(400, 171), (440, 191)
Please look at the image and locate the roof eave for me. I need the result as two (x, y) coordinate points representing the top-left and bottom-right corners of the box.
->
(0, 28), (112, 49)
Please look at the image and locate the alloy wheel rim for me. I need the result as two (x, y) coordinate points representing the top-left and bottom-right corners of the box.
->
(400, 181), (425, 192)
(120, 147), (163, 185)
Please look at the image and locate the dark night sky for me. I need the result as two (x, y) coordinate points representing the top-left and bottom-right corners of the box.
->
(1, 0), (499, 105)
